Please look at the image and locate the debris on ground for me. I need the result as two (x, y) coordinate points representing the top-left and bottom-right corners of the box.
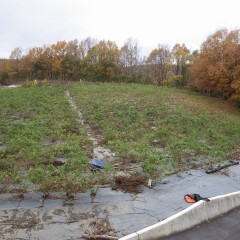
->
(148, 179), (152, 187)
(83, 218), (117, 240)
(90, 186), (100, 197)
(90, 159), (107, 170)
(113, 172), (147, 193)
(12, 219), (39, 229)
(184, 193), (210, 203)
(53, 157), (67, 167)
(6, 193), (25, 202)
(82, 234), (118, 240)
(206, 161), (239, 174)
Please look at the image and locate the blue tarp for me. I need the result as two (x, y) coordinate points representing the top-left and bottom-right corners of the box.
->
(90, 159), (106, 169)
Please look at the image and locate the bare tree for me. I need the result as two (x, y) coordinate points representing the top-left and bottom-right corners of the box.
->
(120, 38), (140, 81)
(9, 47), (22, 60)
(79, 37), (98, 59)
(147, 45), (172, 85)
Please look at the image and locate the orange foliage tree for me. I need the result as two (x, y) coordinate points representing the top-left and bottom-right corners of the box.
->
(172, 43), (190, 86)
(81, 40), (120, 81)
(189, 28), (240, 100)
(146, 45), (172, 85)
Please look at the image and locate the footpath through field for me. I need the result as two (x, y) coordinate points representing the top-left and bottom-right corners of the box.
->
(1, 166), (240, 239)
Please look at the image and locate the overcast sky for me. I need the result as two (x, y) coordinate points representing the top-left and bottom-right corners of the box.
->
(0, 0), (239, 58)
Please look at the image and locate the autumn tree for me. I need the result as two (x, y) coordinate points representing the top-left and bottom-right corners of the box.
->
(190, 28), (240, 100)
(147, 45), (172, 85)
(61, 40), (81, 80)
(82, 40), (120, 81)
(1, 47), (24, 81)
(0, 59), (9, 84)
(172, 43), (190, 86)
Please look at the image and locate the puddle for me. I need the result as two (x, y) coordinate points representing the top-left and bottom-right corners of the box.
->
(65, 91), (116, 162)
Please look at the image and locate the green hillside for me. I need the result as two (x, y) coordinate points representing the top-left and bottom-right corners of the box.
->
(0, 83), (239, 193)
(69, 83), (240, 177)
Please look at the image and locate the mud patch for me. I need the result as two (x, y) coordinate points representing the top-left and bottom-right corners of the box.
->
(227, 150), (240, 161)
(114, 174), (147, 194)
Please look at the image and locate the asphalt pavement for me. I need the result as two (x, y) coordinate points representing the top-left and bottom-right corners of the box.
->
(164, 207), (240, 240)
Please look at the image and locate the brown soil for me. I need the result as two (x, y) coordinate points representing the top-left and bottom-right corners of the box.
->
(0, 188), (26, 194)
(91, 219), (114, 236)
(227, 151), (240, 161)
(114, 175), (147, 194)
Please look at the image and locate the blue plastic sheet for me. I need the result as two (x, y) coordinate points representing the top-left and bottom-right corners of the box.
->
(90, 159), (106, 169)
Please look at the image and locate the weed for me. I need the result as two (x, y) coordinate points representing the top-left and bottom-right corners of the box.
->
(1, 82), (239, 192)
(69, 82), (240, 178)
(0, 86), (92, 192)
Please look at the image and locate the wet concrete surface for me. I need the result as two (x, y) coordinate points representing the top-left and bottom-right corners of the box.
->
(1, 165), (240, 239)
(164, 207), (240, 240)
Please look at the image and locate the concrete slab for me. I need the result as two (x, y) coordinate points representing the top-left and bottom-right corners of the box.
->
(0, 201), (19, 209)
(165, 207), (240, 240)
(1, 166), (240, 239)
(18, 199), (43, 208)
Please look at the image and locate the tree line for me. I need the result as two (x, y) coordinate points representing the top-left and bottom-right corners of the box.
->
(0, 28), (240, 101)
(0, 38), (190, 85)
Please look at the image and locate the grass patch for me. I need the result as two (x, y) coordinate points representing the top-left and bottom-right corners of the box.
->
(1, 83), (239, 193)
(0, 86), (103, 193)
(69, 82), (240, 178)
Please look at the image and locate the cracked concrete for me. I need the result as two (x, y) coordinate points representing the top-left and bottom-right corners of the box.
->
(1, 165), (240, 239)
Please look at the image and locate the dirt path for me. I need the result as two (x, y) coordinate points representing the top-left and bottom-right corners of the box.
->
(65, 90), (116, 162)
